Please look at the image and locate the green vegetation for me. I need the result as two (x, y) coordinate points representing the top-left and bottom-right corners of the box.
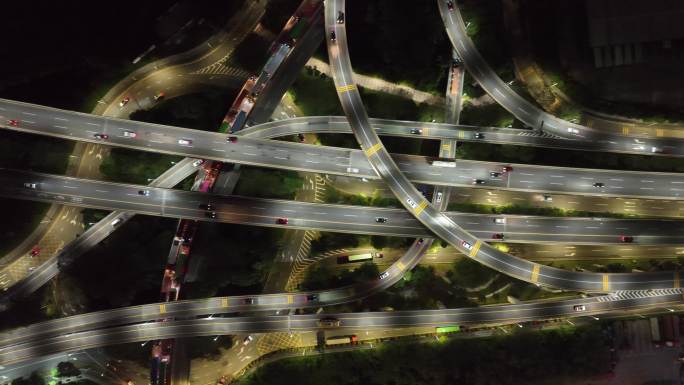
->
(310, 233), (364, 255)
(342, 0), (451, 93)
(56, 362), (81, 378)
(459, 102), (518, 128)
(130, 89), (238, 132)
(234, 167), (303, 200)
(100, 147), (182, 185)
(324, 186), (400, 208)
(358, 87), (445, 122)
(261, 0), (302, 33)
(10, 372), (44, 385)
(0, 199), (50, 256)
(186, 336), (235, 361)
(238, 324), (611, 385)
(81, 208), (110, 229)
(449, 257), (496, 289)
(457, 141), (684, 173)
(289, 68), (343, 116)
(228, 32), (271, 73)
(0, 131), (73, 174)
(301, 261), (379, 291)
(446, 202), (632, 219)
(183, 222), (282, 299)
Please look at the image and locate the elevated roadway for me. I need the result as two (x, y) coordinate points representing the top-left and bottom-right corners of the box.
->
(324, 0), (683, 293)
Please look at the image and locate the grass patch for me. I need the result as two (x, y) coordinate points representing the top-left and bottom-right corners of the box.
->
(0, 199), (50, 257)
(289, 69), (343, 116)
(100, 148), (182, 185)
(233, 167), (303, 200)
(324, 186), (400, 208)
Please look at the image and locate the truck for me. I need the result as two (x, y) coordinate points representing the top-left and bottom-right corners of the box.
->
(436, 325), (461, 334)
(337, 252), (376, 264)
(431, 160), (456, 168)
(449, 63), (461, 96)
(325, 335), (358, 346)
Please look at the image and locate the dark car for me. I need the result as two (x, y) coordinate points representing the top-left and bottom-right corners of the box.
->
(417, 238), (424, 244)
(474, 132), (484, 139)
(94, 133), (109, 140)
(330, 30), (336, 41)
(306, 294), (319, 302)
(138, 190), (150, 196)
(298, 133), (305, 142)
(473, 179), (485, 185)
(492, 233), (505, 240)
(317, 317), (340, 327)
(337, 11), (345, 24)
(447, 1), (454, 11)
(205, 211), (217, 219)
(502, 166), (513, 173)
(620, 235), (634, 243)
(242, 298), (255, 305)
(226, 136), (238, 143)
(410, 128), (423, 135)
(276, 218), (289, 225)
(593, 182), (605, 188)
(375, 217), (388, 223)
(490, 172), (501, 178)
(199, 203), (214, 211)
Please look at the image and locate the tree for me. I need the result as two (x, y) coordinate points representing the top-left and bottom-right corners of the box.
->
(57, 361), (81, 377)
(370, 235), (388, 250)
(11, 372), (44, 385)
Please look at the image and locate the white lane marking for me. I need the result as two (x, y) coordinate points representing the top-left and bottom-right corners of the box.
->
(95, 190), (108, 193)
(282, 210), (295, 213)
(343, 214), (357, 217)
(22, 112), (36, 116)
(550, 175), (564, 178)
(274, 156), (287, 160)
(212, 149), (226, 152)
(54, 125), (67, 129)
(251, 207), (265, 210)
(86, 122), (99, 126)
(62, 186), (77, 189)
(54, 117), (68, 121)
(244, 153), (258, 156)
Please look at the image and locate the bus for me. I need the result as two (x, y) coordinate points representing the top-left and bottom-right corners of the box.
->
(431, 160), (456, 168)
(325, 335), (358, 346)
(337, 252), (375, 264)
(435, 325), (461, 334)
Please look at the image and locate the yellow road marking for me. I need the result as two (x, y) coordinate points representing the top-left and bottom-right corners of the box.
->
(675, 272), (681, 289)
(396, 261), (405, 270)
(442, 143), (451, 151)
(414, 200), (429, 215)
(468, 240), (482, 257)
(287, 295), (293, 304)
(622, 127), (629, 135)
(336, 84), (356, 93)
(602, 274), (610, 291)
(458, 131), (465, 139)
(656, 128), (664, 137)
(159, 304), (166, 314)
(365, 142), (383, 156)
(530, 264), (540, 283)
(586, 119), (593, 127)
(423, 127), (429, 136)
(221, 298), (229, 307)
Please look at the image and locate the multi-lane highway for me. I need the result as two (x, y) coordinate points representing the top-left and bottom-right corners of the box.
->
(2, 290), (684, 366)
(5, 99), (684, 200)
(6, 169), (684, 245)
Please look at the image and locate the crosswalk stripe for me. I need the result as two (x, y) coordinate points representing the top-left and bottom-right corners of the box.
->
(469, 240), (482, 258)
(336, 84), (356, 93)
(414, 200), (429, 215)
(365, 142), (383, 156)
(530, 264), (540, 283)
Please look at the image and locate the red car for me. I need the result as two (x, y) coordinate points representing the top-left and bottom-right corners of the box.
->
(119, 96), (130, 107)
(94, 133), (109, 140)
(7, 119), (18, 126)
(29, 246), (41, 257)
(492, 233), (505, 240)
(226, 136), (238, 143)
(502, 166), (513, 173)
(447, 1), (454, 11)
(620, 235), (634, 243)
(276, 218), (288, 225)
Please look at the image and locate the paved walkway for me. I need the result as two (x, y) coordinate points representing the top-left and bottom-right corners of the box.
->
(306, 58), (446, 106)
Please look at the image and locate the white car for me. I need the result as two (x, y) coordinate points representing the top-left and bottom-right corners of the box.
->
(435, 191), (443, 203)
(192, 159), (204, 167)
(23, 182), (36, 189)
(346, 167), (359, 173)
(543, 195), (553, 202)
(178, 139), (192, 145)
(494, 218), (506, 224)
(573, 305), (586, 312)
(567, 127), (579, 134)
(461, 240), (473, 250)
(379, 272), (390, 280)
(123, 131), (137, 138)
(406, 197), (417, 208)
(243, 335), (253, 345)
(111, 218), (122, 227)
